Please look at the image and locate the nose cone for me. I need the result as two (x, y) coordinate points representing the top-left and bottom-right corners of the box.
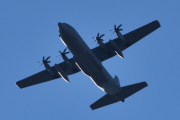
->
(58, 22), (62, 30)
(58, 22), (63, 36)
(58, 22), (69, 36)
(58, 22), (72, 37)
(58, 22), (61, 27)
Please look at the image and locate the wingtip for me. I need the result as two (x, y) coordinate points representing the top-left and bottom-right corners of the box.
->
(15, 82), (23, 89)
(143, 81), (148, 87)
(15, 82), (20, 88)
(90, 105), (95, 110)
(155, 20), (161, 27)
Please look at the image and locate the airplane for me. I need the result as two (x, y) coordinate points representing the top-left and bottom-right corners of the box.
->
(16, 20), (161, 110)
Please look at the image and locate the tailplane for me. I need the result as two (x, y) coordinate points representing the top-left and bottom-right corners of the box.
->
(90, 81), (148, 110)
(121, 81), (148, 99)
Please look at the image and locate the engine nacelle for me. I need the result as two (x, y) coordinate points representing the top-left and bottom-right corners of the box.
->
(98, 40), (105, 48)
(109, 40), (124, 59)
(116, 31), (126, 44)
(64, 58), (72, 67)
(54, 64), (70, 83)
(44, 63), (55, 76)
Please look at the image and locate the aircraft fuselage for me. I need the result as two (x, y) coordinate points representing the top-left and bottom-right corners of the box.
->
(58, 23), (120, 95)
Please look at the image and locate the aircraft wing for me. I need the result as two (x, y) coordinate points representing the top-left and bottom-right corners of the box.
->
(92, 20), (161, 62)
(16, 58), (80, 88)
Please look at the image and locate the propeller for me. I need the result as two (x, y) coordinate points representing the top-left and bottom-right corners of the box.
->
(59, 48), (70, 58)
(92, 33), (105, 44)
(38, 56), (51, 66)
(110, 24), (123, 35)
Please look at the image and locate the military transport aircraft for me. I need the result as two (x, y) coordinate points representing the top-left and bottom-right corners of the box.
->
(16, 20), (160, 110)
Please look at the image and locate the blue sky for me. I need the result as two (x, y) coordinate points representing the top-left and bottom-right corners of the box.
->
(1, 0), (180, 120)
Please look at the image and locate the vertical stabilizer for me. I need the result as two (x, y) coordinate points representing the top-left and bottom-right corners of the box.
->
(114, 75), (120, 86)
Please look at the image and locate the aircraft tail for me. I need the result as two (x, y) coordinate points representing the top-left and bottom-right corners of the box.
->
(90, 81), (148, 110)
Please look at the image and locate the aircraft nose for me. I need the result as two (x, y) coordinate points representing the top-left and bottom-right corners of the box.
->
(58, 22), (62, 28)
(58, 22), (63, 36)
(58, 22), (69, 36)
(58, 22), (66, 32)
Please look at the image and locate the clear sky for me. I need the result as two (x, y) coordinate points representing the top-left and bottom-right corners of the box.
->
(1, 0), (180, 120)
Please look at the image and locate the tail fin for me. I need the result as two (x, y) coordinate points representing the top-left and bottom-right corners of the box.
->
(90, 82), (148, 110)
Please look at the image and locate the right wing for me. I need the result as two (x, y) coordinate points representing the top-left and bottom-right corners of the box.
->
(16, 58), (80, 88)
(92, 20), (161, 62)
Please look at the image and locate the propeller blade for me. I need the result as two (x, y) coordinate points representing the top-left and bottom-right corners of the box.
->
(38, 63), (43, 68)
(100, 34), (105, 38)
(92, 37), (96, 39)
(59, 50), (62, 54)
(92, 33), (105, 45)
(91, 40), (97, 44)
(114, 25), (116, 29)
(63, 48), (67, 53)
(97, 33), (100, 37)
(117, 24), (122, 29)
(46, 56), (51, 61)
(38, 56), (51, 68)
(111, 31), (115, 36)
(65, 52), (70, 54)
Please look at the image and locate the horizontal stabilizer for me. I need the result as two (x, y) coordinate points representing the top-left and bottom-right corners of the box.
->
(122, 81), (148, 99)
(90, 81), (148, 110)
(90, 94), (119, 110)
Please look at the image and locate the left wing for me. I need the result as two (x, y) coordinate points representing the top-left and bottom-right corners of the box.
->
(16, 58), (80, 88)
